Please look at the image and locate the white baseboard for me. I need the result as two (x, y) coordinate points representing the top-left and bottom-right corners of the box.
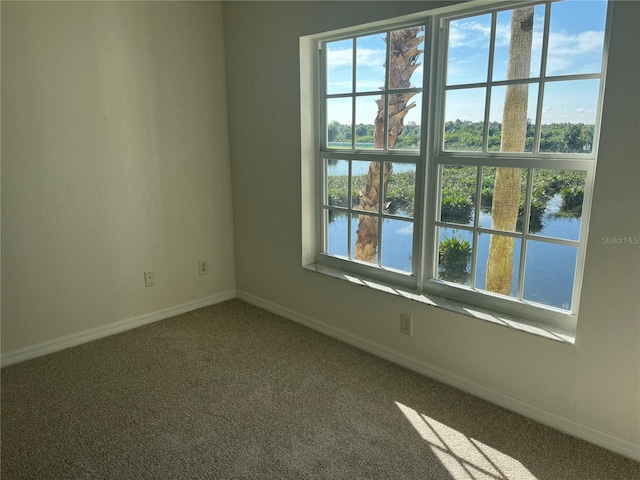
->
(0, 290), (237, 368)
(236, 290), (640, 463)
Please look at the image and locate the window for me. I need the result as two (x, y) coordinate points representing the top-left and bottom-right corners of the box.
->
(306, 0), (610, 331)
(320, 25), (425, 280)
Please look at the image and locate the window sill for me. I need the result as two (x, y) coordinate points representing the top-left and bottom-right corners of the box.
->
(303, 263), (576, 345)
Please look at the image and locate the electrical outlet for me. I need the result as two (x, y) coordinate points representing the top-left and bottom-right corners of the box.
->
(400, 313), (412, 336)
(144, 271), (155, 287)
(199, 260), (208, 276)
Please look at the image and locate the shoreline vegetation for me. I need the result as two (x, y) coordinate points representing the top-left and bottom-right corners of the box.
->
(328, 166), (585, 229)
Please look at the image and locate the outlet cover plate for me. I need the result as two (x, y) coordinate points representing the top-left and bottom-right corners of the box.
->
(199, 260), (208, 276)
(144, 271), (155, 287)
(400, 313), (412, 336)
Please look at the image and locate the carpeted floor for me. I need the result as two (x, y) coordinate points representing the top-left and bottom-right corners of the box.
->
(1, 299), (638, 479)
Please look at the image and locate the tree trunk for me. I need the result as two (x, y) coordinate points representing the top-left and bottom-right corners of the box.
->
(355, 28), (422, 263)
(486, 7), (534, 294)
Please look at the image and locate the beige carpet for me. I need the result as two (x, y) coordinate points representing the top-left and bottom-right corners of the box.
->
(1, 299), (638, 479)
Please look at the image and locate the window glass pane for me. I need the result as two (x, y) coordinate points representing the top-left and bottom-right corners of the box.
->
(352, 213), (378, 265)
(443, 88), (486, 152)
(356, 33), (386, 92)
(492, 5), (545, 82)
(389, 27), (425, 90)
(437, 227), (473, 286)
(524, 241), (577, 310)
(382, 218), (413, 272)
(389, 92), (421, 151)
(385, 162), (415, 219)
(480, 167), (527, 233)
(540, 79), (599, 153)
(326, 39), (353, 95)
(440, 165), (477, 226)
(446, 14), (491, 85)
(326, 159), (349, 208)
(530, 169), (586, 240)
(488, 84), (538, 152)
(327, 98), (352, 149)
(546, 0), (607, 77)
(475, 233), (521, 297)
(351, 160), (374, 211)
(355, 95), (382, 149)
(326, 209), (348, 258)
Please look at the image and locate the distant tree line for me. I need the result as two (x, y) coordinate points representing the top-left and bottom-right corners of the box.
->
(328, 121), (420, 148)
(328, 120), (595, 154)
(444, 119), (594, 153)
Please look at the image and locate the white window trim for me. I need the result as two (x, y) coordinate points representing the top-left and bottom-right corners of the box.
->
(303, 262), (576, 344)
(300, 0), (612, 338)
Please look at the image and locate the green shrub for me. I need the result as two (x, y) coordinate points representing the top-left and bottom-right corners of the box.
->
(439, 235), (471, 271)
(441, 190), (473, 224)
(561, 185), (584, 214)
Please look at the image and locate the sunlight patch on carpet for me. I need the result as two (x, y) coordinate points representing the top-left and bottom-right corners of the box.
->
(395, 402), (537, 480)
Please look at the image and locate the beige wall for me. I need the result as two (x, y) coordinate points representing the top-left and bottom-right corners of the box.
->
(224, 0), (639, 448)
(1, 1), (236, 352)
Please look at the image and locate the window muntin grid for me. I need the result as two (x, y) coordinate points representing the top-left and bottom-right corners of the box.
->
(312, 0), (609, 329)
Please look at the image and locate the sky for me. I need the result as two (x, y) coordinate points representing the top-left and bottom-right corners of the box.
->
(325, 0), (607, 127)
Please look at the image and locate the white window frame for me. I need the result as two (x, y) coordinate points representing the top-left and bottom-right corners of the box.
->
(302, 0), (612, 333)
(316, 19), (431, 292)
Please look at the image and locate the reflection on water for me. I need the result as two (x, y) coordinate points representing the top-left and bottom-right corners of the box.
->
(328, 193), (580, 309)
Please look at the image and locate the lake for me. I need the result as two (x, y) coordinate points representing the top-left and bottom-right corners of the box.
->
(326, 162), (581, 311)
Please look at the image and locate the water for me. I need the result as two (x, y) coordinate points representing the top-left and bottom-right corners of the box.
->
(326, 162), (581, 310)
(328, 160), (415, 176)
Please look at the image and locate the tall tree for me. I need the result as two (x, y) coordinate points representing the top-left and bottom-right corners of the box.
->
(355, 28), (422, 262)
(485, 7), (534, 294)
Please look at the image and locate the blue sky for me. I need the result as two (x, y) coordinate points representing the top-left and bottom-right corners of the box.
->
(326, 0), (607, 126)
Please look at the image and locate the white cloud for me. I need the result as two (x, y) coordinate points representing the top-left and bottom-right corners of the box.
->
(546, 30), (604, 75)
(356, 48), (386, 69)
(575, 107), (595, 122)
(549, 30), (605, 56)
(449, 20), (491, 49)
(397, 224), (413, 236)
(327, 80), (351, 89)
(453, 16), (603, 76)
(327, 48), (352, 69)
(326, 47), (386, 70)
(494, 23), (512, 47)
(354, 79), (384, 90)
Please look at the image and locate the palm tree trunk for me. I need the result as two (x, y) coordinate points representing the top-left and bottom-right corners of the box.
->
(486, 7), (534, 294)
(355, 28), (422, 263)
